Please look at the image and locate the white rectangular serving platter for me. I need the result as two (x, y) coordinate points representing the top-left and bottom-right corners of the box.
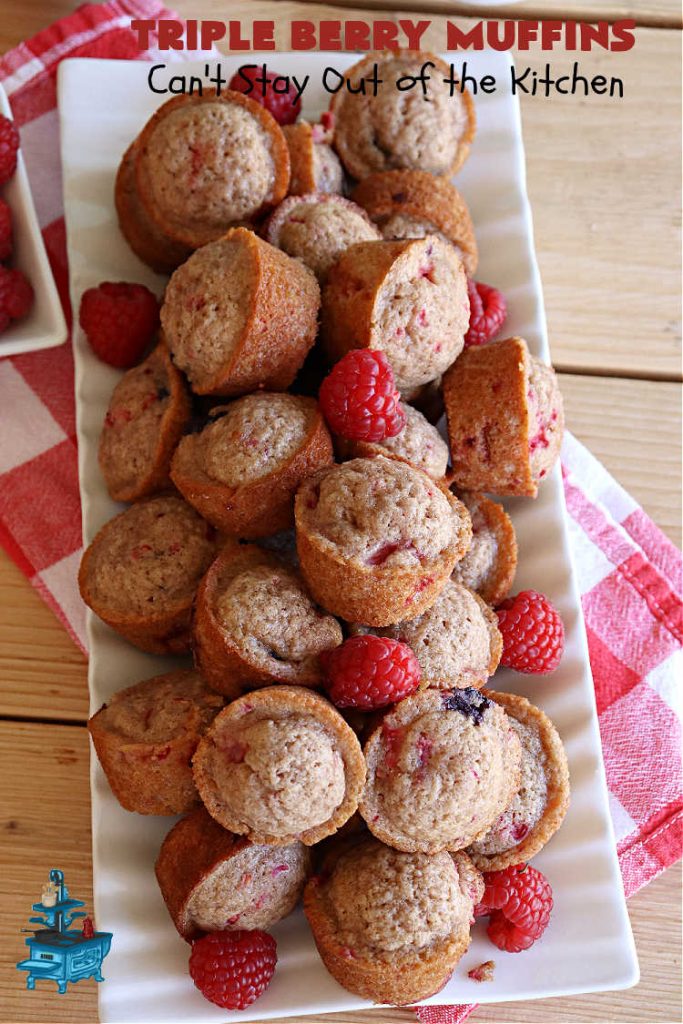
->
(0, 82), (66, 356)
(58, 52), (638, 1024)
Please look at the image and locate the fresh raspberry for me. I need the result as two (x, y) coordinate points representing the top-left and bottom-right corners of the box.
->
(189, 930), (277, 1010)
(319, 350), (406, 442)
(0, 198), (12, 260)
(0, 266), (33, 331)
(474, 864), (553, 953)
(0, 115), (19, 184)
(228, 65), (301, 125)
(321, 635), (421, 710)
(495, 589), (564, 674)
(464, 279), (507, 348)
(79, 281), (160, 368)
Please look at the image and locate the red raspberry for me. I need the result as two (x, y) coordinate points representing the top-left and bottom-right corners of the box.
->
(464, 279), (507, 348)
(0, 265), (33, 332)
(79, 281), (160, 368)
(474, 864), (553, 953)
(0, 198), (12, 260)
(0, 114), (19, 184)
(496, 589), (564, 674)
(189, 929), (277, 1010)
(319, 350), (406, 442)
(321, 635), (421, 710)
(228, 65), (301, 126)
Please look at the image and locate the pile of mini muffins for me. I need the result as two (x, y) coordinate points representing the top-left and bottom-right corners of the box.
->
(81, 50), (570, 1009)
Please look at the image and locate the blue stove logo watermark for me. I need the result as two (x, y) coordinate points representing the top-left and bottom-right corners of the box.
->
(16, 869), (112, 995)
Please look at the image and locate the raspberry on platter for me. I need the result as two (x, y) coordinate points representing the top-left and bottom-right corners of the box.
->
(0, 265), (33, 333)
(0, 114), (19, 184)
(0, 198), (12, 260)
(321, 634), (421, 710)
(475, 863), (553, 953)
(189, 929), (277, 1010)
(79, 281), (160, 369)
(319, 349), (406, 443)
(464, 279), (507, 348)
(496, 590), (565, 674)
(228, 65), (301, 125)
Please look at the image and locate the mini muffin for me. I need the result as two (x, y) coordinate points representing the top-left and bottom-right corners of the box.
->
(331, 51), (475, 180)
(352, 580), (501, 690)
(352, 170), (478, 275)
(321, 236), (469, 393)
(170, 393), (333, 537)
(305, 836), (483, 1005)
(133, 91), (289, 250)
(359, 687), (521, 853)
(265, 194), (381, 282)
(193, 543), (343, 696)
(192, 686), (366, 845)
(337, 402), (449, 480)
(295, 456), (472, 627)
(452, 491), (518, 605)
(78, 495), (220, 653)
(155, 806), (311, 940)
(99, 342), (190, 503)
(161, 227), (320, 397)
(443, 336), (565, 497)
(282, 120), (344, 196)
(88, 670), (224, 815)
(468, 691), (570, 871)
(115, 141), (192, 274)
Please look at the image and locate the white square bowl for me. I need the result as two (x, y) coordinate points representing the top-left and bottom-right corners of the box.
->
(0, 82), (66, 357)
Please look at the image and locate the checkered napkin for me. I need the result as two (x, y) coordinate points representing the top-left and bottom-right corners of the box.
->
(0, 5), (681, 1022)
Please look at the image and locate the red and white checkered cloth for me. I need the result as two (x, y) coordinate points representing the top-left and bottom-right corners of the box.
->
(0, 5), (681, 1023)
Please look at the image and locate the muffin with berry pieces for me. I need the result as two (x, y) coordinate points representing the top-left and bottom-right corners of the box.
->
(451, 491), (517, 606)
(78, 495), (220, 654)
(170, 392), (333, 538)
(359, 686), (521, 854)
(321, 236), (469, 394)
(352, 169), (478, 275)
(351, 579), (502, 691)
(443, 336), (565, 497)
(115, 141), (192, 274)
(161, 227), (320, 398)
(468, 691), (570, 871)
(331, 51), (475, 180)
(295, 455), (472, 627)
(193, 543), (343, 697)
(265, 194), (381, 283)
(192, 686), (366, 845)
(131, 90), (289, 252)
(304, 834), (483, 1005)
(283, 118), (344, 196)
(336, 402), (450, 481)
(99, 341), (190, 503)
(88, 670), (225, 815)
(155, 806), (312, 940)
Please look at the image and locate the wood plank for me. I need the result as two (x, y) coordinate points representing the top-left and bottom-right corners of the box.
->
(561, 374), (682, 544)
(288, 0), (683, 28)
(0, 374), (678, 724)
(0, 721), (680, 1023)
(0, 554), (88, 722)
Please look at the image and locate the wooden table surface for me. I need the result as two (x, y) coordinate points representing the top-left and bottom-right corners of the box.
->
(0, 1), (681, 1022)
